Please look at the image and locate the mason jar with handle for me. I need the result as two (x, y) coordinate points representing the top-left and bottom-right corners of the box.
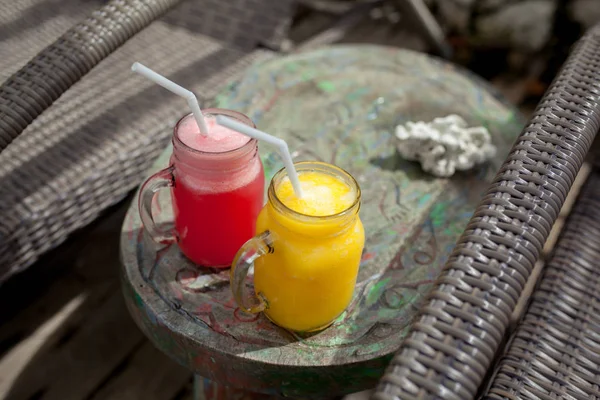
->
(138, 108), (265, 268)
(231, 161), (365, 332)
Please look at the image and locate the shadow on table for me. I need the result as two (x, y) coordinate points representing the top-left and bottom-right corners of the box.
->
(369, 148), (439, 184)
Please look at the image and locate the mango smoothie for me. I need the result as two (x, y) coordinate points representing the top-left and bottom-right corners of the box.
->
(231, 161), (364, 332)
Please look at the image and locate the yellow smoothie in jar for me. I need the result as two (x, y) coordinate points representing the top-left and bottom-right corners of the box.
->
(253, 163), (365, 332)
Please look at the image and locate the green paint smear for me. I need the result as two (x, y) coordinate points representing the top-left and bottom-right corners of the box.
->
(430, 203), (447, 227)
(366, 277), (390, 306)
(301, 71), (314, 81)
(444, 224), (464, 236)
(347, 87), (369, 101)
(285, 62), (299, 72)
(213, 82), (236, 108)
(317, 80), (336, 92)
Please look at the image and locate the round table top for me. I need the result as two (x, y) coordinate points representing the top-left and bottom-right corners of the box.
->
(121, 45), (524, 398)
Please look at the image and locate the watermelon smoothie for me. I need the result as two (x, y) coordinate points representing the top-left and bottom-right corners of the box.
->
(139, 109), (264, 268)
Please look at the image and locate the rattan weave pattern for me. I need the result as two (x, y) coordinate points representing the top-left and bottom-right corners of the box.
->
(0, 0), (100, 81)
(372, 24), (600, 400)
(162, 0), (295, 50)
(482, 168), (600, 400)
(0, 19), (273, 282)
(0, 0), (181, 152)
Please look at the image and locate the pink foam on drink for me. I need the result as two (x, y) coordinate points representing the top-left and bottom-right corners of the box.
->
(178, 114), (250, 153)
(173, 113), (262, 195)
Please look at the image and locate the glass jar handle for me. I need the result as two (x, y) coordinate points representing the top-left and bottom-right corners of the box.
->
(230, 231), (274, 313)
(138, 166), (176, 244)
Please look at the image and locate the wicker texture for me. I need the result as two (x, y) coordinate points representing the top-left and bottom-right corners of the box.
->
(0, 0), (181, 152)
(0, 0), (100, 81)
(162, 0), (295, 50)
(0, 0), (280, 282)
(372, 24), (600, 400)
(482, 166), (600, 399)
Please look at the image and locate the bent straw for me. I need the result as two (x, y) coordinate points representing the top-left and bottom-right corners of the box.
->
(131, 62), (209, 135)
(215, 116), (303, 198)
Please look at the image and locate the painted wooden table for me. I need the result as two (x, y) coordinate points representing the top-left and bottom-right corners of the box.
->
(120, 45), (524, 399)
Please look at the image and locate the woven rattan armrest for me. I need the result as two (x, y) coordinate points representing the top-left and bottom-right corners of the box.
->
(0, 0), (181, 152)
(372, 23), (600, 400)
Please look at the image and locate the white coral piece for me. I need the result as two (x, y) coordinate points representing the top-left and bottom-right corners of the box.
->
(395, 114), (496, 178)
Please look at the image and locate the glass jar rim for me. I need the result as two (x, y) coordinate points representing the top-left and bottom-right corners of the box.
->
(173, 108), (256, 156)
(268, 161), (361, 221)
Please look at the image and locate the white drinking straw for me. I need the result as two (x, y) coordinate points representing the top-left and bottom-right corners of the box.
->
(215, 116), (304, 198)
(131, 62), (209, 136)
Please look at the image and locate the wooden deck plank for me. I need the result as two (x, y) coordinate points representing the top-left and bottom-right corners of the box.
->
(0, 199), (129, 356)
(0, 267), (116, 397)
(0, 274), (91, 359)
(2, 290), (145, 400)
(0, 196), (188, 400)
(1, 290), (91, 397)
(89, 342), (191, 400)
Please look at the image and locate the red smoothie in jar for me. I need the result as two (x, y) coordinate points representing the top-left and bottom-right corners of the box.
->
(170, 110), (264, 267)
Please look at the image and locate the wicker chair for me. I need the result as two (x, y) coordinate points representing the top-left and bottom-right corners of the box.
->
(482, 165), (600, 399)
(0, 0), (294, 282)
(372, 23), (600, 400)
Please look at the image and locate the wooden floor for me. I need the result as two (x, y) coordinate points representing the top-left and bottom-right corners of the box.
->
(0, 197), (197, 400)
(0, 3), (578, 400)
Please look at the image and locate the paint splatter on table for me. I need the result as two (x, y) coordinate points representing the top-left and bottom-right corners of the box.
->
(121, 45), (524, 398)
